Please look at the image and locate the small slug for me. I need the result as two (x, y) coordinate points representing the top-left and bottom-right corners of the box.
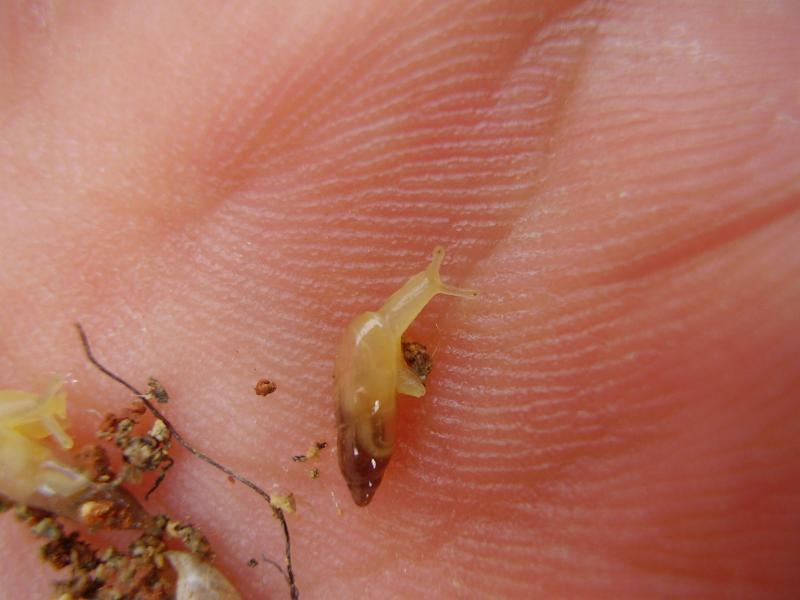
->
(0, 379), (89, 508)
(334, 246), (477, 506)
(0, 379), (149, 528)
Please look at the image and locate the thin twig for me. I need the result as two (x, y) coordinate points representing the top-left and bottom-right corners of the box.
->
(144, 456), (174, 501)
(261, 554), (289, 578)
(75, 323), (298, 599)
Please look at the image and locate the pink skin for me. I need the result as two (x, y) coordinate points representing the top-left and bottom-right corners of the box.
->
(1, 2), (799, 598)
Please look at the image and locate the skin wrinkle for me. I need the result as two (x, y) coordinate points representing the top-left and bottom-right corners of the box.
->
(218, 2), (598, 271)
(438, 237), (800, 592)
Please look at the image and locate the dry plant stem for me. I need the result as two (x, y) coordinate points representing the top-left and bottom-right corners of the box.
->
(75, 323), (298, 600)
(144, 456), (174, 501)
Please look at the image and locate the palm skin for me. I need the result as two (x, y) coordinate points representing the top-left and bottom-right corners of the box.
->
(1, 2), (799, 598)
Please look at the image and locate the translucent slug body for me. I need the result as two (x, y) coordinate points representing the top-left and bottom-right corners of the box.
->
(0, 379), (90, 506)
(334, 247), (477, 506)
(0, 380), (148, 527)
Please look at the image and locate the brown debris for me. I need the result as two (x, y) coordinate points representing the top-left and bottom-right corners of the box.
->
(12, 500), (213, 599)
(42, 530), (98, 571)
(98, 403), (173, 499)
(78, 485), (152, 531)
(269, 493), (296, 514)
(166, 520), (214, 561)
(292, 441), (327, 462)
(89, 547), (171, 600)
(402, 340), (433, 382)
(76, 445), (115, 484)
(2, 387), (228, 599)
(73, 444), (152, 530)
(145, 377), (170, 403)
(14, 506), (170, 599)
(255, 378), (277, 396)
(74, 324), (298, 598)
(79, 500), (118, 529)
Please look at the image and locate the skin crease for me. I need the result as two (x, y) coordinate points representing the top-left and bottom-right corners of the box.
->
(0, 0), (798, 597)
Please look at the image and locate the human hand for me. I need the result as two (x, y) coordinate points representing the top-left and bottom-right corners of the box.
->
(1, 2), (798, 597)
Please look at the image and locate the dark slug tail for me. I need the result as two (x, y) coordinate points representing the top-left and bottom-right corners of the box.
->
(339, 443), (391, 506)
(336, 413), (393, 506)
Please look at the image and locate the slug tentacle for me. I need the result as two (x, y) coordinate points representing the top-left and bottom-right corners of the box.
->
(0, 378), (73, 449)
(0, 380), (150, 528)
(334, 246), (477, 506)
(380, 246), (478, 337)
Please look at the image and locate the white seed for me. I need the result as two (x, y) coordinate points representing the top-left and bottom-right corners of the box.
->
(166, 551), (242, 600)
